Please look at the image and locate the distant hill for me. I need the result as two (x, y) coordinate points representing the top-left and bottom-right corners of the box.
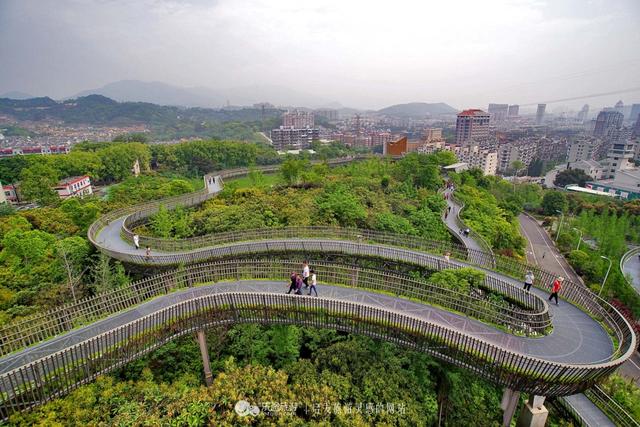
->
(0, 91), (34, 100)
(377, 102), (458, 117)
(0, 95), (284, 126)
(74, 80), (338, 109)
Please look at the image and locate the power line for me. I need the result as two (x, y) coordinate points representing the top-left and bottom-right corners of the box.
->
(519, 86), (640, 107)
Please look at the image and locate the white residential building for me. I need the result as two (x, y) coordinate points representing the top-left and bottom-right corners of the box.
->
(54, 176), (93, 199)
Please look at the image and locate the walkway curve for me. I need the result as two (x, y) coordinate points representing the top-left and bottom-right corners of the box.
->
(0, 160), (636, 420)
(621, 246), (640, 295)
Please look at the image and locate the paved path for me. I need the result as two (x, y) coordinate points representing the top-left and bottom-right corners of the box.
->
(442, 190), (485, 253)
(13, 175), (631, 425)
(563, 394), (615, 427)
(518, 212), (639, 424)
(622, 247), (640, 294)
(519, 213), (582, 284)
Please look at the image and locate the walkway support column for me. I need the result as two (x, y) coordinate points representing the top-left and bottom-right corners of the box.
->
(196, 330), (213, 386)
(516, 395), (548, 427)
(501, 388), (520, 427)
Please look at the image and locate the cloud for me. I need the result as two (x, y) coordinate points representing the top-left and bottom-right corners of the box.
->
(0, 0), (639, 108)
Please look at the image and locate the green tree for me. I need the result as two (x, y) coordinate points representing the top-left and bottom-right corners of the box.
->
(55, 237), (91, 303)
(91, 254), (129, 293)
(280, 158), (309, 185)
(541, 191), (568, 215)
(315, 185), (367, 226)
(98, 142), (150, 182)
(554, 168), (591, 187)
(151, 205), (173, 238)
(19, 162), (60, 205)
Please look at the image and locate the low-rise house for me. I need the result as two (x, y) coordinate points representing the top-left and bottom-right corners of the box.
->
(54, 176), (93, 199)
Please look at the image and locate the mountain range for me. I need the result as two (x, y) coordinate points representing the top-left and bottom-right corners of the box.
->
(376, 102), (458, 117)
(73, 80), (340, 109)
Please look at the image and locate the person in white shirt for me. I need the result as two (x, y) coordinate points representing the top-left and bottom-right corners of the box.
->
(524, 271), (534, 291)
(302, 260), (310, 289)
(133, 234), (140, 250)
(308, 270), (318, 296)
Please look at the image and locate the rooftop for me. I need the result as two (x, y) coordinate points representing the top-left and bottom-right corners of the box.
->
(458, 109), (488, 117)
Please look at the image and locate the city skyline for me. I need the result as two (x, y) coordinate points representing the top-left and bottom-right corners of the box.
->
(1, 0), (639, 110)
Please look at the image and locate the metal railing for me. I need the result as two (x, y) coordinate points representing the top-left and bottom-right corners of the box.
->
(449, 192), (496, 267)
(0, 288), (631, 420)
(0, 256), (551, 358)
(620, 246), (640, 293)
(585, 386), (640, 427)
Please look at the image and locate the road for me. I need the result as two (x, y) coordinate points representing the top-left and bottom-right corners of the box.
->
(519, 212), (640, 387)
(518, 213), (582, 284)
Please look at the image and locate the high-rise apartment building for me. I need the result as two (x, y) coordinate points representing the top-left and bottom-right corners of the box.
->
(593, 110), (624, 138)
(629, 104), (640, 123)
(577, 104), (589, 123)
(455, 109), (490, 145)
(315, 109), (339, 121)
(508, 105), (519, 117)
(614, 100), (624, 115)
(270, 126), (319, 150)
(536, 104), (546, 125)
(447, 145), (498, 176)
(568, 138), (598, 163)
(283, 110), (314, 128)
(488, 104), (509, 123)
(497, 140), (537, 172)
(602, 129), (635, 179)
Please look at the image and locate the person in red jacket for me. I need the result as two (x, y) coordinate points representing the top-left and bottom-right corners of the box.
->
(548, 277), (563, 305)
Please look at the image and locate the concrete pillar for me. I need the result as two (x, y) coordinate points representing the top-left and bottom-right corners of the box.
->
(196, 330), (213, 386)
(501, 388), (521, 427)
(516, 395), (548, 427)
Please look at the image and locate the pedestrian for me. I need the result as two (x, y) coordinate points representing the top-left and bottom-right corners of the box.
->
(145, 246), (151, 259)
(548, 277), (563, 305)
(133, 233), (140, 250)
(447, 206), (451, 213)
(302, 260), (310, 289)
(308, 269), (318, 296)
(542, 252), (546, 259)
(523, 271), (534, 291)
(464, 228), (470, 237)
(295, 273), (303, 295)
(444, 210), (449, 219)
(444, 252), (451, 263)
(286, 271), (297, 294)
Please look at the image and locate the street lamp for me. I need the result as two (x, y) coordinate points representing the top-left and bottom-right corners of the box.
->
(555, 210), (565, 242)
(572, 227), (583, 250)
(599, 255), (612, 297)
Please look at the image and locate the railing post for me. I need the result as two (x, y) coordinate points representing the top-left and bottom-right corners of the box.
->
(501, 388), (520, 427)
(516, 395), (548, 427)
(196, 329), (213, 387)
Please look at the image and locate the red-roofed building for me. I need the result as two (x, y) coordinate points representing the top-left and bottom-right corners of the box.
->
(455, 109), (490, 145)
(3, 184), (18, 203)
(54, 176), (93, 199)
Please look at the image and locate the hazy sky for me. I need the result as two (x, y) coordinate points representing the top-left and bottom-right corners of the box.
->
(1, 0), (639, 109)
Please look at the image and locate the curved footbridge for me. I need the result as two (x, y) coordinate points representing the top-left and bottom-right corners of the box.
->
(0, 162), (636, 426)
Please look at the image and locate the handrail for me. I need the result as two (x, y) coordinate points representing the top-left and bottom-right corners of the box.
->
(620, 246), (640, 293)
(0, 288), (632, 420)
(84, 162), (634, 383)
(0, 254), (551, 358)
(585, 385), (640, 427)
(449, 192), (497, 267)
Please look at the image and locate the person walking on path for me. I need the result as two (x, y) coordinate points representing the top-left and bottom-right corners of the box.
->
(444, 252), (451, 263)
(145, 246), (151, 260)
(523, 271), (534, 291)
(302, 260), (310, 289)
(133, 234), (140, 250)
(308, 269), (318, 296)
(286, 271), (298, 294)
(548, 277), (563, 305)
(295, 273), (303, 295)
